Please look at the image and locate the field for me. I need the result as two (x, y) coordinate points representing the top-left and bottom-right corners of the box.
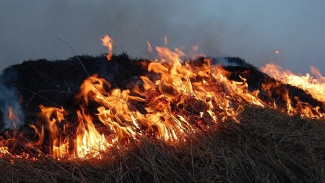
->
(1, 106), (324, 183)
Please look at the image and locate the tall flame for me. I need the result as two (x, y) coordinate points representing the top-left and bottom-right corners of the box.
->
(1, 35), (324, 160)
(101, 35), (114, 61)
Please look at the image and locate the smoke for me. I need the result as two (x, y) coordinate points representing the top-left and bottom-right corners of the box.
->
(0, 0), (325, 74)
(212, 58), (241, 67)
(0, 75), (24, 130)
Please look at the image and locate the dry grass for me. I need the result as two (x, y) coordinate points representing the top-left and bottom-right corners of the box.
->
(0, 106), (324, 183)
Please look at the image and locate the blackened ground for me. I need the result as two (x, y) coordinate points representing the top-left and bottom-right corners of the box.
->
(1, 53), (150, 126)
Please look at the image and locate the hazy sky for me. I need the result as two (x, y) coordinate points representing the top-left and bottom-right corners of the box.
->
(0, 0), (324, 74)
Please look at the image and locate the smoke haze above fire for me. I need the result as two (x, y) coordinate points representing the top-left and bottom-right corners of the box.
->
(0, 0), (324, 74)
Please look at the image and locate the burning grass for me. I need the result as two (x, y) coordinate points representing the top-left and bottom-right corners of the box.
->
(3, 53), (324, 161)
(0, 106), (324, 182)
(1, 35), (325, 182)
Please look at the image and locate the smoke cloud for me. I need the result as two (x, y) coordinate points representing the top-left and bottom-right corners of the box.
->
(0, 0), (324, 75)
(0, 77), (24, 130)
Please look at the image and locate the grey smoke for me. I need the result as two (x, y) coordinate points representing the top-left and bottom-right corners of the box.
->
(0, 0), (324, 75)
(212, 58), (240, 67)
(0, 78), (24, 130)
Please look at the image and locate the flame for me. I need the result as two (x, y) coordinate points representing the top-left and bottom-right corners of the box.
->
(147, 41), (152, 53)
(261, 63), (325, 103)
(8, 107), (19, 123)
(101, 35), (114, 60)
(1, 35), (324, 160)
(75, 109), (113, 159)
(164, 36), (168, 45)
(6, 107), (19, 129)
(37, 105), (69, 159)
(275, 50), (280, 54)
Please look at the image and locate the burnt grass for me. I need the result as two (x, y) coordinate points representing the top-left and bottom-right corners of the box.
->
(0, 54), (324, 182)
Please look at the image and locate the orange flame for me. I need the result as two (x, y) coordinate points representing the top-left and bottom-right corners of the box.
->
(261, 63), (325, 103)
(1, 35), (324, 160)
(101, 35), (114, 61)
(147, 41), (152, 53)
(8, 107), (18, 122)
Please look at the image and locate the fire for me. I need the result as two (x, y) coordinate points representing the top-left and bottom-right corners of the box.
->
(1, 35), (324, 160)
(8, 107), (18, 122)
(75, 109), (113, 159)
(6, 107), (19, 129)
(261, 63), (325, 103)
(147, 41), (152, 53)
(275, 50), (280, 54)
(101, 35), (114, 60)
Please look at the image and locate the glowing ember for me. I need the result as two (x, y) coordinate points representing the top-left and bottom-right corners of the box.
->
(275, 50), (280, 54)
(101, 35), (114, 60)
(164, 36), (168, 45)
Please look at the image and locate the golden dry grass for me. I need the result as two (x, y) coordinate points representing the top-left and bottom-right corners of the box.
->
(0, 106), (324, 183)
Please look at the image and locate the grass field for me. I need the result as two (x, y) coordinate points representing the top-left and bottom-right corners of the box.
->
(1, 106), (324, 183)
